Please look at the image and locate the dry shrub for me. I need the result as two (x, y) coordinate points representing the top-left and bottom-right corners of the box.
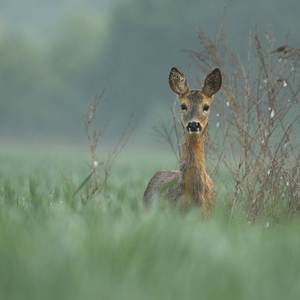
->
(158, 26), (300, 222)
(187, 26), (300, 222)
(71, 89), (135, 201)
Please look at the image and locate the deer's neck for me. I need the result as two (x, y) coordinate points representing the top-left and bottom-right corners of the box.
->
(180, 133), (208, 206)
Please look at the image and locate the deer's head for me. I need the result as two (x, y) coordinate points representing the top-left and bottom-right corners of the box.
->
(169, 67), (222, 135)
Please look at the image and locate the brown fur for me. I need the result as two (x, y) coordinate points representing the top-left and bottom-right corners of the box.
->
(143, 67), (222, 214)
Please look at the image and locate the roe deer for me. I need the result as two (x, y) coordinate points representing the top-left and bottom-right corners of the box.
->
(143, 67), (222, 213)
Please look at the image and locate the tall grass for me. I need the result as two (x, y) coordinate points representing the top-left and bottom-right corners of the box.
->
(0, 149), (300, 300)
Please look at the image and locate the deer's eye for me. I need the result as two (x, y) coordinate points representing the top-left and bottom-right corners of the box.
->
(180, 104), (187, 111)
(203, 105), (210, 111)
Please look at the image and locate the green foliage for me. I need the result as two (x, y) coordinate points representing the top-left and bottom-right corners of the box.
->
(0, 149), (300, 300)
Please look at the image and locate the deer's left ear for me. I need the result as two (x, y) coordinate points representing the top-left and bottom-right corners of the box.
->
(202, 68), (222, 97)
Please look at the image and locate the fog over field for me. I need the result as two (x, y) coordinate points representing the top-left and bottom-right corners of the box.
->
(0, 0), (299, 147)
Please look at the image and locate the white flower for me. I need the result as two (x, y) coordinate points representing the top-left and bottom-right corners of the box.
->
(93, 161), (99, 167)
(270, 109), (275, 118)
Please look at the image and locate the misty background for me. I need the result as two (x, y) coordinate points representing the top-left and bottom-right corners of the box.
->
(0, 0), (299, 147)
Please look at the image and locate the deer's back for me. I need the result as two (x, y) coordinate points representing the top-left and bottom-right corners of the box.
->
(143, 170), (181, 206)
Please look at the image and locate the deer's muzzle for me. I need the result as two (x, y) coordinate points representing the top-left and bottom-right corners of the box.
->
(187, 122), (201, 133)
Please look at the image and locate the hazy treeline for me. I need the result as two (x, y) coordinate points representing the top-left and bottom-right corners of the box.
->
(0, 0), (299, 144)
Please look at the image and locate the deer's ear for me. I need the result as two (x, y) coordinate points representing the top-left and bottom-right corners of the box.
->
(169, 67), (189, 96)
(202, 68), (222, 97)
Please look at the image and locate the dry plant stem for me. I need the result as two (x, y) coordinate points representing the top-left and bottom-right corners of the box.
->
(103, 112), (136, 189)
(171, 100), (183, 165)
(153, 111), (181, 165)
(85, 88), (108, 189)
(226, 119), (300, 197)
(74, 88), (135, 200)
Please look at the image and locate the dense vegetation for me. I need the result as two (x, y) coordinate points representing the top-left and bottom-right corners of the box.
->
(1, 148), (300, 300)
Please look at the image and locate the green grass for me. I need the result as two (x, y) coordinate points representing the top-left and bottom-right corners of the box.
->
(0, 146), (300, 300)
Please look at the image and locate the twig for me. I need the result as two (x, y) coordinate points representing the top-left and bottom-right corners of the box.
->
(226, 119), (300, 192)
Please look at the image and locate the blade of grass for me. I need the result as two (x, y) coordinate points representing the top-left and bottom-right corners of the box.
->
(73, 162), (102, 198)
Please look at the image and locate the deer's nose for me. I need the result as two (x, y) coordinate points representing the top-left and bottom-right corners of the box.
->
(187, 122), (202, 133)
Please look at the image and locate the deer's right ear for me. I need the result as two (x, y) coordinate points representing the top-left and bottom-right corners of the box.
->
(169, 67), (189, 96)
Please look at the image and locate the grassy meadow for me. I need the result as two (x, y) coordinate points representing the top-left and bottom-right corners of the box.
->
(0, 145), (300, 300)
